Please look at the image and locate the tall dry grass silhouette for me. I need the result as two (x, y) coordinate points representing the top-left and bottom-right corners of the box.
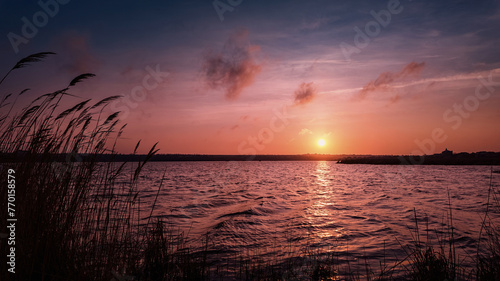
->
(0, 52), (158, 280)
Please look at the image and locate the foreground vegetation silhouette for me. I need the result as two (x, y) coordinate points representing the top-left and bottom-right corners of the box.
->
(0, 53), (499, 280)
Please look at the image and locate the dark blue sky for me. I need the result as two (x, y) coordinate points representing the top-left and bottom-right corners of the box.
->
(1, 0), (499, 65)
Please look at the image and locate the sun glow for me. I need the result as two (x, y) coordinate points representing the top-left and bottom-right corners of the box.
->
(317, 139), (326, 147)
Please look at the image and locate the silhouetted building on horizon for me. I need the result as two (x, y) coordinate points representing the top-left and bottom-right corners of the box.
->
(441, 148), (453, 156)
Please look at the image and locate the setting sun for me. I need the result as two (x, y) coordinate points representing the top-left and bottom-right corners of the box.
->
(318, 139), (326, 147)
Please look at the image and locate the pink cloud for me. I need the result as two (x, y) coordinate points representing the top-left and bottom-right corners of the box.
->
(355, 62), (425, 100)
(293, 82), (318, 105)
(202, 30), (262, 100)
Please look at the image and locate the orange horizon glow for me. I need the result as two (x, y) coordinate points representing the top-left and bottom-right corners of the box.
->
(111, 66), (500, 155)
(2, 2), (499, 156)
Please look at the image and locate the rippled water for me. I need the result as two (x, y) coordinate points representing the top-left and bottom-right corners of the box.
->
(130, 161), (499, 277)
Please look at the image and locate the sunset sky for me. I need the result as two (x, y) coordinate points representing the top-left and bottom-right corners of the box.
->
(1, 0), (499, 155)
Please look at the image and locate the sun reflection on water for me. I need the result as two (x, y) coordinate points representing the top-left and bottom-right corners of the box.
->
(305, 161), (345, 240)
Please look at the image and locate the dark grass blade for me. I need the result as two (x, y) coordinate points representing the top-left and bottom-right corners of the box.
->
(55, 99), (91, 120)
(69, 73), (96, 87)
(12, 52), (56, 70)
(91, 95), (122, 109)
(103, 111), (120, 126)
(0, 52), (55, 85)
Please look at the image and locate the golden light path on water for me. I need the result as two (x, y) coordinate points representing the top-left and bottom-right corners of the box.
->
(306, 161), (344, 240)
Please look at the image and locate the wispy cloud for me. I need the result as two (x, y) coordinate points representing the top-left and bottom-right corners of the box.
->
(202, 30), (262, 100)
(293, 82), (318, 105)
(391, 68), (500, 88)
(299, 128), (313, 135)
(320, 68), (500, 97)
(300, 17), (332, 31)
(354, 62), (426, 100)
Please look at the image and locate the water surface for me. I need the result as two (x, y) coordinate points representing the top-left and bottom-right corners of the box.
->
(130, 162), (500, 276)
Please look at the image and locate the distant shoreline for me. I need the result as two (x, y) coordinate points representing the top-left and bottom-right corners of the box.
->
(1, 151), (500, 165)
(338, 152), (500, 166)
